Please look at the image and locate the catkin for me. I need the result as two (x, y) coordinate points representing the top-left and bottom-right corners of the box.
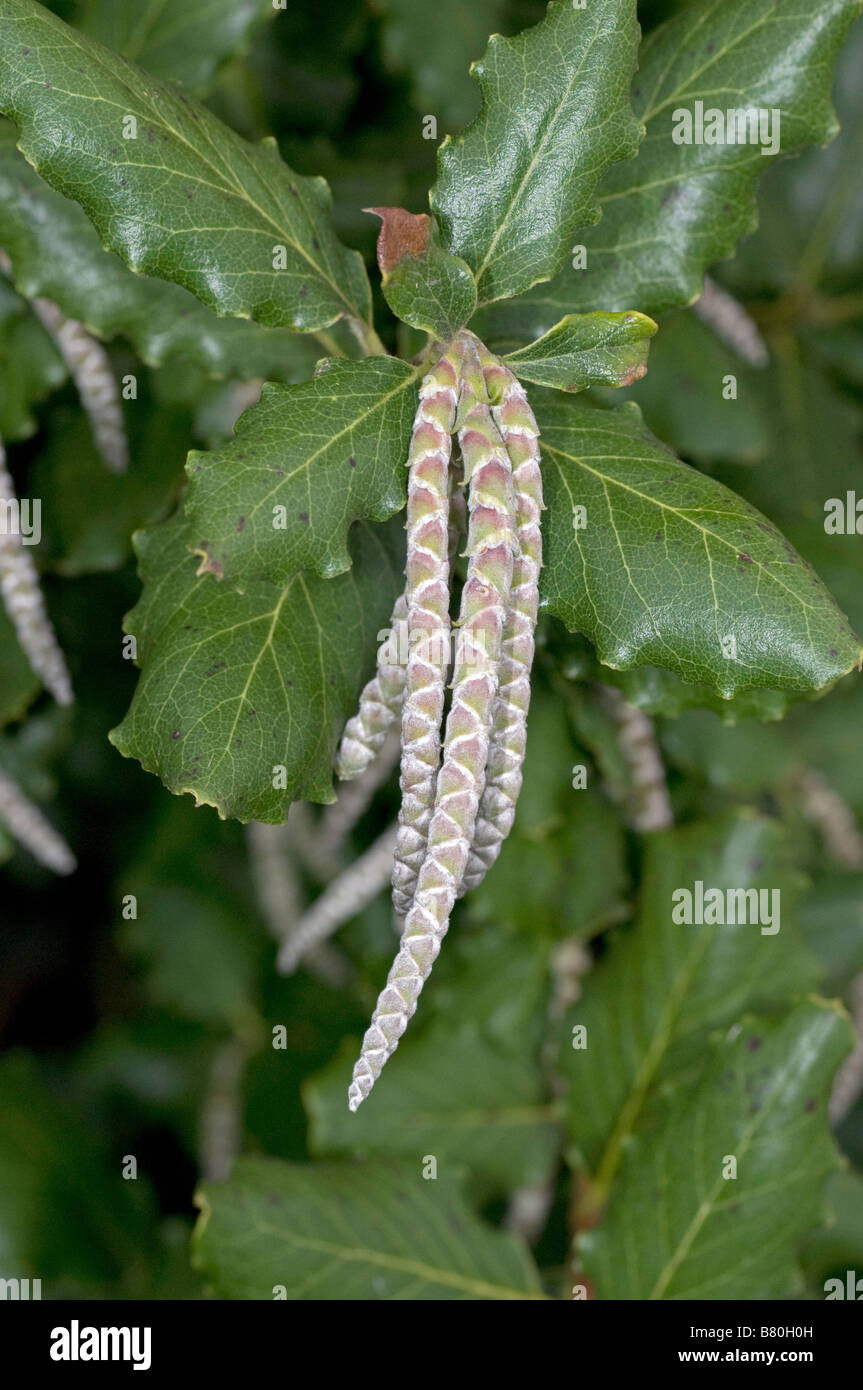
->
(460, 348), (543, 893)
(390, 350), (461, 918)
(0, 438), (73, 706)
(30, 298), (129, 473)
(335, 591), (408, 780)
(348, 337), (517, 1110)
(0, 763), (76, 874)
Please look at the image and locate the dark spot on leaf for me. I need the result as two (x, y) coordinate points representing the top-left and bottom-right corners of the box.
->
(299, 285), (308, 298)
(746, 1036), (762, 1052)
(266, 1191), (281, 1206)
(805, 1097), (818, 1113)
(312, 238), (320, 250)
(171, 730), (182, 740)
(205, 662), (227, 677)
(349, 456), (357, 468)
(237, 517), (246, 532)
(830, 648), (838, 657)
(738, 552), (753, 563)
(299, 512), (309, 523)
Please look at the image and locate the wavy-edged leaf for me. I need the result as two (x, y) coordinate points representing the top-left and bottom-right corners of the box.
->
(430, 0), (642, 307)
(473, 0), (859, 343)
(503, 310), (656, 392)
(580, 1000), (852, 1299)
(185, 357), (419, 587)
(74, 0), (276, 94)
(0, 124), (335, 380)
(537, 396), (861, 700)
(192, 1156), (547, 1300)
(109, 510), (404, 821)
(0, 0), (372, 333)
(557, 811), (820, 1171)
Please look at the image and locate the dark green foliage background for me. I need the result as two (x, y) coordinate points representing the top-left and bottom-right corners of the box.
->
(0, 0), (862, 1299)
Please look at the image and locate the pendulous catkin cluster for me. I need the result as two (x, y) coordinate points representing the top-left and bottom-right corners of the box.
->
(334, 330), (543, 1110)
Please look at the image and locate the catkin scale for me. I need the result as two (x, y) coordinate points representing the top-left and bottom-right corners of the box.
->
(390, 352), (461, 917)
(347, 339), (518, 1110)
(460, 353), (544, 892)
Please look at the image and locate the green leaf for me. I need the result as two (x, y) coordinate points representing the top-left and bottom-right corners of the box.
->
(306, 1029), (561, 1194)
(579, 1000), (852, 1299)
(369, 206), (477, 340)
(109, 509), (405, 821)
(376, 0), (505, 131)
(192, 1156), (547, 1299)
(503, 310), (656, 392)
(185, 357), (419, 587)
(537, 396), (861, 701)
(558, 811), (820, 1171)
(430, 0), (642, 307)
(473, 0), (859, 341)
(0, 272), (65, 440)
(0, 0), (372, 333)
(74, 0), (276, 94)
(0, 124), (335, 381)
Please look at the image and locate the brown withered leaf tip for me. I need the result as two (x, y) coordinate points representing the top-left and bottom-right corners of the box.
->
(365, 206), (430, 275)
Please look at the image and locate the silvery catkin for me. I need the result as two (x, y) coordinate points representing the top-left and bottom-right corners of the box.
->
(335, 590), (408, 780)
(348, 338), (517, 1110)
(390, 349), (460, 918)
(460, 348), (544, 892)
(0, 438), (73, 706)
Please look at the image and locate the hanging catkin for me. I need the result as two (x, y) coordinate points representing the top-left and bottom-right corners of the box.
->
(335, 591), (408, 780)
(460, 346), (544, 893)
(29, 298), (129, 473)
(0, 764), (76, 874)
(0, 437), (73, 706)
(390, 348), (461, 918)
(348, 338), (517, 1110)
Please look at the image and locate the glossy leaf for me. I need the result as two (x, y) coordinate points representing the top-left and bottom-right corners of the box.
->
(185, 357), (419, 587)
(537, 396), (861, 701)
(503, 310), (656, 393)
(109, 510), (405, 821)
(0, 0), (372, 333)
(0, 124), (335, 381)
(430, 0), (642, 306)
(473, 0), (859, 342)
(74, 0), (276, 94)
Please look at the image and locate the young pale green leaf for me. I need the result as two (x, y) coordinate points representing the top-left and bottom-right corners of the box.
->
(109, 510), (404, 822)
(579, 1000), (852, 1300)
(192, 1156), (547, 1300)
(503, 310), (656, 392)
(0, 0), (372, 334)
(430, 0), (641, 307)
(472, 0), (860, 344)
(368, 206), (476, 340)
(185, 357), (419, 587)
(306, 1029), (561, 1195)
(0, 124), (338, 380)
(74, 0), (275, 94)
(0, 273), (65, 441)
(558, 810), (820, 1173)
(537, 397), (861, 701)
